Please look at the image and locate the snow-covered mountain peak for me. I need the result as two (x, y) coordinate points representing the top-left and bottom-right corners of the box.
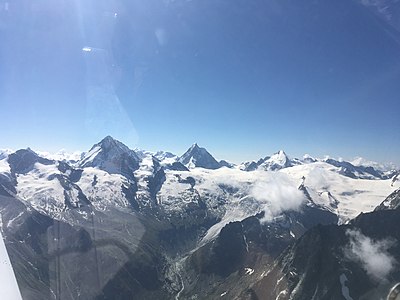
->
(78, 136), (140, 176)
(7, 148), (54, 175)
(302, 154), (317, 163)
(10, 148), (40, 160)
(240, 150), (292, 171)
(187, 143), (200, 152)
(258, 150), (292, 171)
(96, 135), (130, 153)
(270, 150), (289, 163)
(83, 136), (136, 160)
(179, 144), (221, 169)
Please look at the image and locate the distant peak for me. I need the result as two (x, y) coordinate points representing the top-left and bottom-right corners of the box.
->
(186, 143), (204, 153)
(100, 135), (117, 144)
(179, 143), (221, 169)
(272, 150), (288, 158)
(97, 136), (127, 150)
(82, 136), (135, 159)
(79, 135), (140, 174)
(18, 147), (38, 156)
(190, 143), (200, 149)
(277, 150), (286, 155)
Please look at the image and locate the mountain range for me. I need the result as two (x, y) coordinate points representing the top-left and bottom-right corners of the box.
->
(0, 136), (399, 299)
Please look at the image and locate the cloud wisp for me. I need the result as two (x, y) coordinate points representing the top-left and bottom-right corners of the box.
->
(250, 173), (306, 222)
(345, 229), (396, 282)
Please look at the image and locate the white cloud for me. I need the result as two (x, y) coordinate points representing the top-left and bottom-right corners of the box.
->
(304, 167), (330, 190)
(250, 173), (306, 222)
(345, 229), (396, 282)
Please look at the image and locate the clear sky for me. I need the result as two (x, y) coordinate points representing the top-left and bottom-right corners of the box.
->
(1, 0), (399, 164)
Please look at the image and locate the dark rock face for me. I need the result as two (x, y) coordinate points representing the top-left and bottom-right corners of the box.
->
(375, 188), (400, 211)
(8, 149), (54, 175)
(179, 144), (221, 169)
(148, 158), (166, 201)
(250, 209), (400, 300)
(201, 221), (248, 277)
(0, 172), (17, 195)
(57, 161), (83, 183)
(243, 161), (259, 171)
(177, 203), (338, 299)
(325, 158), (359, 179)
(219, 160), (234, 168)
(324, 158), (392, 179)
(164, 161), (189, 171)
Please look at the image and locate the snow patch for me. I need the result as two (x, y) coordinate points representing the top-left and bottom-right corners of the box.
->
(16, 163), (67, 216)
(339, 274), (353, 300)
(0, 157), (10, 174)
(78, 167), (130, 210)
(276, 290), (288, 300)
(244, 267), (254, 275)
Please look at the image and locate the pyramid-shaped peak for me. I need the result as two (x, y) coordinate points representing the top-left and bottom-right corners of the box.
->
(179, 144), (221, 170)
(79, 136), (140, 177)
(8, 148), (53, 174)
(88, 136), (136, 158)
(272, 149), (290, 159)
(189, 143), (200, 150)
(98, 135), (125, 149)
(101, 135), (116, 143)
(275, 150), (288, 156)
(88, 135), (137, 156)
(267, 150), (289, 162)
(255, 149), (292, 171)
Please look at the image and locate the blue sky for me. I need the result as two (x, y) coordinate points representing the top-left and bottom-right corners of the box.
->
(1, 0), (399, 164)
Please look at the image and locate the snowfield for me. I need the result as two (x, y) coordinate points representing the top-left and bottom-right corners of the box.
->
(77, 167), (131, 210)
(280, 162), (394, 222)
(159, 162), (394, 242)
(15, 163), (67, 217)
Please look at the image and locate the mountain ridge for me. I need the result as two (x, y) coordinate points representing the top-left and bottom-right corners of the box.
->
(2, 136), (398, 176)
(0, 135), (399, 299)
